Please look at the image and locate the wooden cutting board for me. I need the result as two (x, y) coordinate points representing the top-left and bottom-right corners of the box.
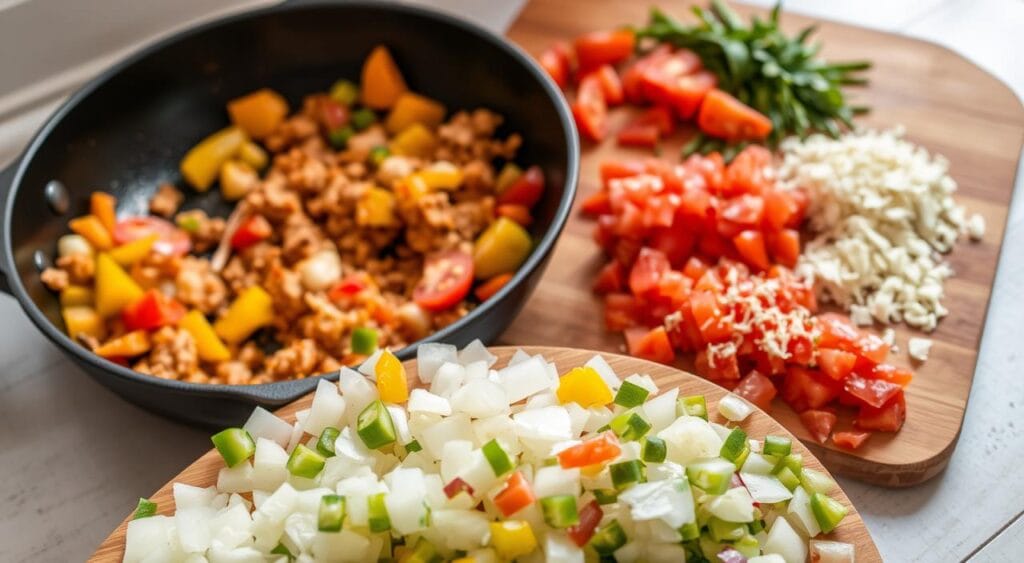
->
(92, 346), (880, 562)
(502, 0), (1024, 486)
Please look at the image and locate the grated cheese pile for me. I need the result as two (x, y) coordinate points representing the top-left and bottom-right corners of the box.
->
(779, 127), (984, 332)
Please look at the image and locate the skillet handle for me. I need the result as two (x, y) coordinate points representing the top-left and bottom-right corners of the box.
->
(0, 159), (14, 295)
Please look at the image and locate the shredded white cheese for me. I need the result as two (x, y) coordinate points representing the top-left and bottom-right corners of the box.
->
(780, 128), (975, 332)
(908, 337), (933, 362)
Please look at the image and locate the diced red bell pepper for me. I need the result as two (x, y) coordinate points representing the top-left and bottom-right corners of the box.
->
(443, 477), (475, 499)
(230, 215), (272, 250)
(567, 500), (604, 547)
(497, 165), (545, 208)
(121, 289), (186, 332)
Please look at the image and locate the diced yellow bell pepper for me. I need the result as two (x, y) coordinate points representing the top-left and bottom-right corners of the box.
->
(489, 521), (537, 560)
(62, 306), (106, 341)
(227, 88), (289, 139)
(356, 187), (397, 227)
(395, 174), (430, 202)
(451, 558), (476, 563)
(94, 330), (151, 359)
(90, 192), (117, 236)
(108, 234), (157, 267)
(389, 123), (436, 158)
(60, 285), (94, 308)
(220, 160), (259, 201)
(179, 310), (231, 362)
(556, 366), (613, 407)
(180, 126), (248, 191)
(214, 286), (275, 345)
(69, 215), (113, 250)
(95, 253), (144, 317)
(473, 217), (532, 280)
(375, 349), (409, 403)
(361, 45), (408, 110)
(385, 92), (446, 134)
(581, 463), (606, 478)
(237, 141), (269, 170)
(495, 163), (523, 194)
(416, 161), (463, 191)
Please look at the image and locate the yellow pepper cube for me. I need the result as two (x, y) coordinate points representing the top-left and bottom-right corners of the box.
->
(95, 253), (144, 318)
(390, 123), (436, 158)
(214, 286), (275, 345)
(357, 187), (397, 227)
(396, 174), (430, 201)
(94, 330), (151, 359)
(60, 285), (94, 308)
(375, 349), (409, 404)
(237, 140), (269, 170)
(489, 521), (537, 560)
(180, 126), (248, 191)
(556, 366), (613, 407)
(451, 558), (476, 563)
(108, 234), (158, 266)
(62, 306), (106, 341)
(472, 217), (532, 280)
(180, 310), (231, 362)
(417, 162), (463, 191)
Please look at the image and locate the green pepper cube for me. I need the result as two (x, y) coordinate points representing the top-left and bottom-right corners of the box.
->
(404, 440), (423, 453)
(481, 439), (514, 477)
(734, 534), (761, 558)
(132, 498), (157, 520)
(608, 412), (652, 441)
(772, 453), (803, 477)
(775, 466), (801, 491)
(329, 80), (359, 106)
(271, 542), (293, 557)
(810, 492), (848, 533)
(210, 428), (255, 467)
(367, 492), (391, 533)
(762, 435), (792, 457)
(351, 108), (378, 131)
(748, 518), (765, 535)
(720, 427), (750, 467)
(540, 494), (579, 528)
(357, 400), (397, 449)
(609, 459), (646, 491)
(709, 517), (747, 542)
(351, 327), (378, 355)
(593, 488), (619, 505)
(677, 395), (708, 420)
(318, 494), (346, 532)
(329, 126), (355, 149)
(588, 519), (627, 555)
(678, 521), (700, 541)
(614, 381), (650, 408)
(317, 426), (341, 458)
(685, 458), (734, 495)
(403, 537), (442, 563)
(368, 146), (390, 167)
(800, 467), (836, 495)
(287, 444), (326, 479)
(641, 436), (667, 463)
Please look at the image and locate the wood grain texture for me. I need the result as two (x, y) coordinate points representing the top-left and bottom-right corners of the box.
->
(92, 346), (880, 562)
(502, 0), (1024, 487)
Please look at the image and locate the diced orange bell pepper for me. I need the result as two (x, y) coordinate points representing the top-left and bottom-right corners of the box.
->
(356, 187), (397, 227)
(94, 330), (151, 358)
(375, 349), (409, 403)
(59, 285), (94, 308)
(90, 192), (117, 236)
(214, 286), (275, 345)
(395, 174), (430, 201)
(556, 366), (613, 407)
(385, 92), (446, 134)
(180, 126), (248, 191)
(62, 306), (106, 341)
(489, 521), (537, 559)
(108, 234), (157, 266)
(227, 88), (289, 139)
(474, 273), (513, 302)
(179, 310), (231, 362)
(69, 215), (113, 250)
(557, 432), (621, 469)
(493, 471), (536, 517)
(361, 46), (408, 110)
(95, 253), (144, 317)
(472, 217), (532, 280)
(389, 123), (435, 158)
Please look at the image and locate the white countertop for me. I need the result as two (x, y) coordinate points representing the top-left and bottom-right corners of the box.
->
(0, 1), (1021, 560)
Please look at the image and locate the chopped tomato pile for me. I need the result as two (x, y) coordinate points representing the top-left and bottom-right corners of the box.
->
(538, 32), (773, 146)
(585, 147), (910, 448)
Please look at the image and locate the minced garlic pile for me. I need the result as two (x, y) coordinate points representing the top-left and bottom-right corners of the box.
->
(779, 128), (983, 332)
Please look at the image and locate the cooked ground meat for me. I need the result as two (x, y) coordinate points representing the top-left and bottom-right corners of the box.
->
(149, 183), (184, 218)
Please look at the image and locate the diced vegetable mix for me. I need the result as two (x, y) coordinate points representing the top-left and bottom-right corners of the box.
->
(124, 342), (853, 562)
(42, 45), (546, 385)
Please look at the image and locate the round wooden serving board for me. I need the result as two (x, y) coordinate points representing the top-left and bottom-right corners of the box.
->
(93, 346), (880, 562)
(503, 0), (1024, 487)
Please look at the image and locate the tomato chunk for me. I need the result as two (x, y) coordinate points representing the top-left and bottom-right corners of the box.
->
(843, 375), (902, 408)
(732, 370), (777, 411)
(833, 430), (871, 450)
(624, 326), (675, 364)
(855, 391), (906, 432)
(617, 123), (660, 148)
(572, 75), (608, 142)
(818, 348), (857, 381)
(538, 42), (572, 88)
(800, 409), (838, 444)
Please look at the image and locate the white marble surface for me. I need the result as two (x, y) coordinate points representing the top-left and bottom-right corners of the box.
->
(0, 1), (1021, 561)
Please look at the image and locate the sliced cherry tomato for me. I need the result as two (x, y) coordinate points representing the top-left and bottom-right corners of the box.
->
(832, 430), (871, 450)
(574, 29), (635, 74)
(696, 89), (773, 142)
(732, 370), (777, 411)
(593, 260), (625, 294)
(572, 75), (608, 142)
(624, 325), (674, 364)
(617, 123), (660, 148)
(413, 250), (474, 312)
(474, 272), (513, 302)
(496, 204), (533, 227)
(817, 348), (857, 381)
(121, 289), (186, 332)
(113, 216), (192, 256)
(855, 390), (906, 432)
(230, 215), (273, 250)
(557, 432), (621, 468)
(538, 42), (572, 88)
(587, 64), (624, 106)
(800, 409), (838, 443)
(843, 375), (902, 408)
(497, 165), (545, 208)
(567, 500), (604, 547)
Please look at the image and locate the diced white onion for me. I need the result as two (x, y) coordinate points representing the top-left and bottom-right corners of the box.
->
(718, 393), (755, 422)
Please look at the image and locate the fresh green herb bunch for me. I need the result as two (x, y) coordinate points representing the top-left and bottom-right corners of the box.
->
(637, 0), (870, 149)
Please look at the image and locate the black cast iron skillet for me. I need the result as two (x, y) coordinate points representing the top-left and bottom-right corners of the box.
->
(0, 1), (579, 428)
